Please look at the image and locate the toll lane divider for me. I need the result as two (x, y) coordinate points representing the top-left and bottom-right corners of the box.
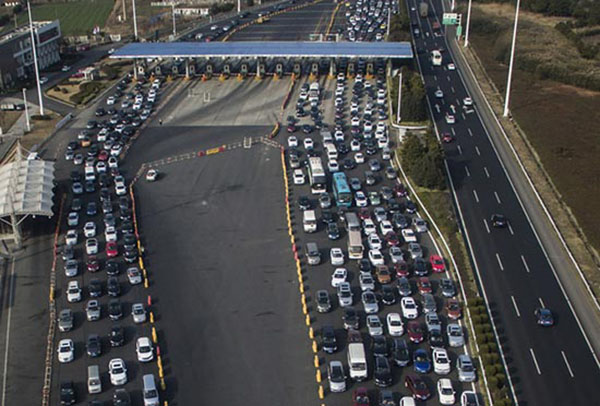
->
(41, 193), (65, 406)
(279, 147), (325, 403)
(325, 1), (343, 36)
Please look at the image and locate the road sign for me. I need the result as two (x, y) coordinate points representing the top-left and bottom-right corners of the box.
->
(443, 13), (458, 25)
(456, 25), (463, 38)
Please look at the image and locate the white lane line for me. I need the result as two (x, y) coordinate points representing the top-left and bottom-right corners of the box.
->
(1, 259), (15, 406)
(507, 222), (515, 235)
(530, 348), (542, 375)
(465, 165), (471, 177)
(457, 145), (463, 155)
(483, 219), (490, 233)
(475, 146), (481, 156)
(461, 113), (466, 120)
(538, 297), (546, 308)
(447, 75), (451, 82)
(434, 75), (438, 81)
(494, 191), (502, 204)
(561, 351), (575, 378)
(456, 98), (460, 105)
(451, 127), (456, 136)
(496, 253), (504, 270)
(451, 86), (456, 93)
(473, 189), (479, 203)
(521, 255), (531, 273)
(484, 166), (490, 178)
(511, 296), (521, 317)
(468, 128), (473, 137)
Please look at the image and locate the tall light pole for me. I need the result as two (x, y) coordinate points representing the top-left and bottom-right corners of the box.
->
(23, 88), (30, 132)
(503, 0), (520, 117)
(237, 0), (241, 14)
(132, 0), (138, 40)
(451, 0), (455, 11)
(27, 1), (44, 116)
(171, 3), (176, 36)
(464, 0), (473, 47)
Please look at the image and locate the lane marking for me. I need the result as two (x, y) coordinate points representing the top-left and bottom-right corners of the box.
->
(451, 127), (456, 136)
(507, 222), (515, 235)
(461, 112), (466, 120)
(494, 191), (502, 204)
(457, 145), (462, 155)
(511, 295), (521, 317)
(521, 255), (531, 273)
(447, 76), (451, 82)
(483, 218), (490, 233)
(434, 75), (438, 81)
(475, 146), (481, 156)
(484, 166), (490, 178)
(1, 259), (15, 406)
(538, 297), (546, 308)
(473, 189), (479, 203)
(465, 165), (470, 177)
(530, 348), (542, 375)
(451, 86), (455, 93)
(467, 127), (473, 137)
(496, 253), (504, 271)
(561, 351), (575, 378)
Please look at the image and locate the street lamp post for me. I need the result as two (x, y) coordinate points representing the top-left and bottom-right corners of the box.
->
(132, 0), (138, 40)
(171, 3), (176, 36)
(27, 0), (44, 117)
(23, 88), (30, 132)
(503, 0), (520, 117)
(464, 0), (473, 47)
(237, 0), (241, 14)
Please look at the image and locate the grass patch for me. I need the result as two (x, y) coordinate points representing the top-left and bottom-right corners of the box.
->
(11, 0), (114, 36)
(21, 111), (61, 151)
(0, 111), (22, 133)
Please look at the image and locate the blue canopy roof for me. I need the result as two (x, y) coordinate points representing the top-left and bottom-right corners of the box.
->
(110, 41), (413, 59)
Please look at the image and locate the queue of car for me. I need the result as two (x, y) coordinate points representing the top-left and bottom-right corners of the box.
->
(57, 74), (162, 406)
(344, 0), (395, 42)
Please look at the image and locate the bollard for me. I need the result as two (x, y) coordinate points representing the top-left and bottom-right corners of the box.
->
(301, 294), (306, 306)
(147, 295), (152, 306)
(156, 345), (161, 356)
(142, 267), (147, 278)
(305, 314), (311, 326)
(302, 304), (308, 315)
(157, 356), (163, 371)
(150, 311), (155, 324)
(152, 327), (158, 344)
(144, 278), (149, 288)
(312, 340), (318, 353)
(138, 257), (144, 269)
(160, 377), (166, 391)
(309, 327), (314, 339)
(300, 283), (305, 294)
(316, 369), (322, 383)
(292, 243), (297, 252)
(313, 355), (319, 368)
(298, 274), (303, 284)
(318, 385), (324, 399)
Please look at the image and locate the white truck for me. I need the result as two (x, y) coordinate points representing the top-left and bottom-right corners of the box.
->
(303, 210), (317, 233)
(347, 343), (368, 381)
(308, 82), (320, 102)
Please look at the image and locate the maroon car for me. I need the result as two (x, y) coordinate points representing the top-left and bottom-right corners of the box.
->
(405, 375), (431, 400)
(358, 207), (371, 220)
(417, 277), (433, 295)
(446, 298), (462, 320)
(394, 183), (408, 197)
(286, 124), (296, 133)
(87, 256), (100, 272)
(352, 387), (370, 406)
(407, 321), (424, 343)
(393, 261), (410, 278)
(384, 231), (400, 247)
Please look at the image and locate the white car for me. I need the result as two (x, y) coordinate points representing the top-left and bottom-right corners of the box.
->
(96, 161), (107, 173)
(363, 218), (377, 235)
(445, 114), (456, 124)
(288, 136), (298, 148)
(65, 229), (78, 245)
(334, 131), (344, 142)
(108, 156), (119, 169)
(66, 281), (82, 303)
(379, 220), (393, 235)
(366, 315), (384, 336)
(328, 160), (339, 172)
(136, 337), (154, 362)
(106, 96), (116, 105)
(115, 184), (127, 196)
(401, 297), (418, 319)
(400, 397), (416, 406)
(303, 138), (314, 150)
(463, 97), (473, 106)
(57, 339), (74, 363)
(414, 218), (428, 233)
(354, 152), (365, 164)
(131, 303), (147, 324)
(84, 221), (96, 238)
(39, 76), (48, 84)
(447, 63), (456, 70)
(86, 238), (99, 255)
(359, 273), (376, 291)
(293, 169), (305, 185)
(377, 137), (389, 149)
(389, 246), (405, 264)
(127, 267), (142, 285)
(331, 268), (348, 288)
(330, 248), (344, 266)
(146, 169), (158, 182)
(114, 175), (126, 188)
(368, 249), (385, 266)
(401, 228), (417, 243)
(355, 191), (368, 207)
(351, 116), (360, 126)
(350, 140), (361, 151)
(367, 233), (382, 250)
(109, 358), (128, 386)
(437, 378), (456, 405)
(386, 312), (404, 336)
(433, 348), (451, 375)
(105, 226), (117, 242)
(435, 89), (444, 98)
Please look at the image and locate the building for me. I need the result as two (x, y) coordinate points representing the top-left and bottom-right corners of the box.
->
(0, 20), (61, 90)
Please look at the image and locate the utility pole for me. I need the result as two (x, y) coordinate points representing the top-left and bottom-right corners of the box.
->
(171, 3), (176, 36)
(503, 0), (520, 117)
(122, 0), (127, 21)
(464, 0), (473, 47)
(237, 0), (241, 14)
(27, 1), (44, 117)
(451, 0), (455, 11)
(23, 88), (30, 132)
(396, 72), (402, 123)
(132, 0), (138, 41)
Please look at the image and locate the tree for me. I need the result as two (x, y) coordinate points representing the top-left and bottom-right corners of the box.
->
(400, 133), (446, 190)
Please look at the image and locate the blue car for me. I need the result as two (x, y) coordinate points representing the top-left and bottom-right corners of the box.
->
(413, 349), (431, 374)
(534, 308), (554, 326)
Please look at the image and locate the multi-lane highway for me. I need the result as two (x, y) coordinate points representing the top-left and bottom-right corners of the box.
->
(407, 0), (600, 404)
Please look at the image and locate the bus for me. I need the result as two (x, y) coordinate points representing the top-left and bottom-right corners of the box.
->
(332, 172), (352, 208)
(307, 157), (327, 194)
(431, 50), (442, 66)
(347, 229), (364, 259)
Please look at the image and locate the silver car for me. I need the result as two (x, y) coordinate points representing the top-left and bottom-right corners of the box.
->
(421, 293), (437, 314)
(396, 277), (412, 297)
(389, 246), (404, 264)
(86, 299), (101, 321)
(413, 217), (428, 233)
(316, 290), (332, 313)
(366, 315), (384, 336)
(337, 282), (353, 307)
(447, 323), (465, 347)
(327, 360), (346, 393)
(359, 273), (376, 291)
(425, 312), (442, 334)
(457, 354), (477, 382)
(64, 259), (78, 277)
(361, 290), (379, 314)
(58, 309), (73, 332)
(131, 303), (147, 324)
(408, 242), (423, 259)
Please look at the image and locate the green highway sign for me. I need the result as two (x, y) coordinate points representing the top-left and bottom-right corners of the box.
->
(443, 13), (458, 25)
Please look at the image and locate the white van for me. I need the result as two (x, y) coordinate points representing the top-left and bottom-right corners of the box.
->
(347, 342), (368, 381)
(303, 210), (317, 233)
(143, 374), (160, 406)
(325, 143), (338, 161)
(87, 365), (102, 394)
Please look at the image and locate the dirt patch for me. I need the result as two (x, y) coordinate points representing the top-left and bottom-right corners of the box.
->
(21, 112), (61, 151)
(0, 111), (22, 133)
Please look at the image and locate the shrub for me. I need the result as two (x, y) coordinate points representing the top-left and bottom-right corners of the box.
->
(485, 364), (499, 376)
(479, 344), (490, 353)
(472, 316), (483, 326)
(488, 376), (499, 389)
(471, 297), (485, 307)
(495, 373), (507, 388)
(486, 332), (495, 342)
(487, 342), (498, 353)
(476, 332), (489, 345)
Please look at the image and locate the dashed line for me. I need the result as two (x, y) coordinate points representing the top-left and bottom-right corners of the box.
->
(447, 76), (451, 82)
(484, 166), (490, 178)
(561, 351), (575, 378)
(434, 75), (438, 81)
(483, 218), (490, 233)
(521, 255), (530, 273)
(465, 165), (470, 177)
(475, 146), (481, 156)
(511, 295), (521, 317)
(451, 86), (455, 93)
(507, 222), (515, 235)
(461, 113), (466, 120)
(468, 128), (473, 137)
(530, 348), (542, 375)
(457, 145), (462, 155)
(538, 297), (546, 308)
(494, 191), (502, 204)
(496, 253), (504, 271)
(450, 127), (456, 136)
(473, 189), (479, 203)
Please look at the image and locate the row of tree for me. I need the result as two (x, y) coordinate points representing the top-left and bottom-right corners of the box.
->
(476, 0), (600, 26)
(400, 132), (446, 190)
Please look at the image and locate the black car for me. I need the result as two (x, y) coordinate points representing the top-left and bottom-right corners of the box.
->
(298, 196), (311, 211)
(342, 307), (359, 330)
(429, 330), (445, 348)
(120, 209), (132, 221)
(387, 198), (402, 214)
(337, 143), (349, 155)
(381, 285), (396, 305)
(393, 213), (409, 229)
(302, 124), (313, 134)
(113, 388), (131, 406)
(67, 141), (78, 151)
(102, 200), (113, 214)
(88, 279), (102, 297)
(373, 355), (392, 387)
(343, 159), (356, 170)
(321, 210), (335, 224)
(61, 246), (75, 261)
(110, 326), (125, 347)
(71, 198), (82, 211)
(85, 181), (95, 193)
(95, 107), (106, 117)
(70, 171), (82, 182)
(491, 214), (507, 228)
(124, 249), (138, 264)
(121, 220), (134, 235)
(380, 186), (393, 201)
(296, 108), (307, 118)
(124, 234), (137, 251)
(316, 290), (331, 313)
(406, 200), (417, 214)
(86, 334), (102, 357)
(60, 381), (75, 405)
(414, 258), (428, 276)
(86, 202), (97, 216)
(534, 308), (554, 326)
(108, 299), (123, 320)
(392, 338), (411, 367)
(327, 223), (340, 240)
(106, 260), (119, 276)
(372, 335), (388, 357)
(107, 276), (121, 297)
(358, 258), (372, 273)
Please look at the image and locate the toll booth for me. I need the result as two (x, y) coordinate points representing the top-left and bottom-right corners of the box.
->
(171, 64), (179, 76)
(222, 64), (231, 76)
(240, 63), (249, 76)
(366, 62), (374, 76)
(257, 62), (266, 77)
(153, 65), (161, 76)
(275, 63), (284, 76)
(347, 61), (355, 77)
(293, 62), (302, 76)
(311, 62), (319, 76)
(205, 63), (214, 78)
(188, 62), (196, 76)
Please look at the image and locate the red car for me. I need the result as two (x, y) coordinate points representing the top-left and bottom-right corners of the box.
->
(286, 124), (296, 133)
(405, 375), (431, 400)
(417, 277), (432, 295)
(352, 387), (370, 406)
(407, 321), (424, 343)
(393, 261), (410, 277)
(394, 183), (408, 198)
(358, 207), (371, 220)
(430, 254), (446, 273)
(384, 231), (400, 247)
(98, 150), (109, 161)
(87, 256), (100, 272)
(442, 132), (454, 143)
(106, 241), (118, 258)
(446, 298), (462, 320)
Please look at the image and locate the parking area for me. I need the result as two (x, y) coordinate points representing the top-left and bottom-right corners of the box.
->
(282, 69), (479, 405)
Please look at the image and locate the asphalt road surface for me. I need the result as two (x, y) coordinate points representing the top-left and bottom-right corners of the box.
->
(408, 0), (600, 404)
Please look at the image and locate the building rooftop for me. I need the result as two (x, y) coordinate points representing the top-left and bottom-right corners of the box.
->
(0, 20), (54, 45)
